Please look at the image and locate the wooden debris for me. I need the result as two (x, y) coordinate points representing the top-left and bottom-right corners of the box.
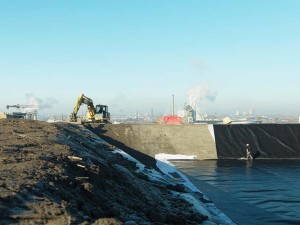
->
(76, 164), (86, 168)
(67, 156), (82, 161)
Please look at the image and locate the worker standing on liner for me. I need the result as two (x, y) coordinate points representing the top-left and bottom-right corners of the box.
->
(246, 144), (253, 160)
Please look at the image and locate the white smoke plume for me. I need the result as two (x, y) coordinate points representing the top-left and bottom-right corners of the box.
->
(24, 93), (58, 112)
(187, 84), (217, 109)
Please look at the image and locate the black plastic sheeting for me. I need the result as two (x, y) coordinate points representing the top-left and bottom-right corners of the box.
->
(172, 159), (300, 225)
(213, 124), (300, 159)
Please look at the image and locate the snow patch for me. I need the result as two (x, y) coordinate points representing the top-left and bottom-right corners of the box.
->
(155, 153), (197, 160)
(155, 153), (200, 193)
(112, 149), (145, 172)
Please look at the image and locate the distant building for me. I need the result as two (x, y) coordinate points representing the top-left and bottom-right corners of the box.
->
(249, 108), (253, 115)
(183, 104), (195, 123)
(236, 110), (240, 116)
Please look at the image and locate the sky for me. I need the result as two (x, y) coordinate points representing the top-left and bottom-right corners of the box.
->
(0, 0), (300, 117)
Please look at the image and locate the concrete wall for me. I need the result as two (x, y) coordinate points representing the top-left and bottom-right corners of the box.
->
(90, 124), (217, 160)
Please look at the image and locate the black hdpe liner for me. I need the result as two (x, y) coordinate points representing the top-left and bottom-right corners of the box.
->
(172, 159), (300, 225)
(213, 124), (300, 159)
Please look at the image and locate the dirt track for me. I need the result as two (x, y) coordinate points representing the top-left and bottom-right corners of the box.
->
(0, 119), (208, 225)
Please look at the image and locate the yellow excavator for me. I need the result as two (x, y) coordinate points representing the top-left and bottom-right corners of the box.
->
(69, 93), (110, 123)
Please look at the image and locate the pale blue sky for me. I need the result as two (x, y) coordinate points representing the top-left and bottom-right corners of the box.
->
(1, 0), (300, 117)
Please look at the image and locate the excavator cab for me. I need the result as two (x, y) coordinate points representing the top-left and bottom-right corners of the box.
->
(94, 104), (110, 122)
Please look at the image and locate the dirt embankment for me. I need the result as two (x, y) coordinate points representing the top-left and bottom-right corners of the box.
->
(0, 119), (208, 225)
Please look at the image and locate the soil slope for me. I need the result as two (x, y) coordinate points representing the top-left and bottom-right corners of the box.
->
(0, 119), (208, 225)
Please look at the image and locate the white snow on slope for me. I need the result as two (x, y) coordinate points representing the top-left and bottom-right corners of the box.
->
(155, 153), (201, 193)
(112, 149), (145, 172)
(113, 149), (235, 225)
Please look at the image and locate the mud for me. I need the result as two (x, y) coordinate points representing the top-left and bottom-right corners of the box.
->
(0, 119), (208, 225)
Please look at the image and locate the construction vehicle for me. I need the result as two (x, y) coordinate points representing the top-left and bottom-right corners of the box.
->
(69, 93), (110, 123)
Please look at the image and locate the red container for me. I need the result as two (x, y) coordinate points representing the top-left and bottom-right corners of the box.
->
(162, 116), (183, 125)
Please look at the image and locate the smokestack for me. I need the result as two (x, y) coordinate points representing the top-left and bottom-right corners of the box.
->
(172, 94), (175, 116)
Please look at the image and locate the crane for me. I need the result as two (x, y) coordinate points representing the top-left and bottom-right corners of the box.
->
(6, 104), (37, 109)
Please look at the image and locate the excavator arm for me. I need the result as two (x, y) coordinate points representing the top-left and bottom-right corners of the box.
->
(70, 93), (96, 122)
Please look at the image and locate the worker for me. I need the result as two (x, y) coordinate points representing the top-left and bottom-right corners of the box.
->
(246, 144), (253, 160)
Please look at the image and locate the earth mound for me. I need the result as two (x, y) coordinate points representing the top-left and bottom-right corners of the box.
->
(0, 119), (208, 225)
